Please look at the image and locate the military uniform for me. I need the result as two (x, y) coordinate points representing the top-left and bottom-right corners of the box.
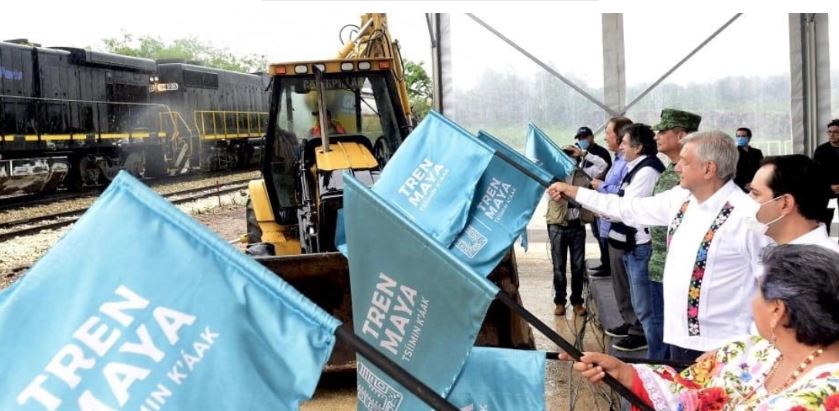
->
(649, 109), (701, 284)
(651, 109), (702, 133)
(649, 163), (680, 282)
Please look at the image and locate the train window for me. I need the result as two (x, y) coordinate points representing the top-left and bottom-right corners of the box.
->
(183, 70), (219, 89)
(202, 73), (218, 88)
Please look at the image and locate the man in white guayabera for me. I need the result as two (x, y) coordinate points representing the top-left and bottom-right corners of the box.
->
(548, 131), (771, 363)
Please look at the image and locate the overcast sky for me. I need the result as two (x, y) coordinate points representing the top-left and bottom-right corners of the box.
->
(1, 2), (834, 90)
(0, 3), (433, 70)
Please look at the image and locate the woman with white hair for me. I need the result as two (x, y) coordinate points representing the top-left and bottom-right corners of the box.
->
(561, 244), (839, 410)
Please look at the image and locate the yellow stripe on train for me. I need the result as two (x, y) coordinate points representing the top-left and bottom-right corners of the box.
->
(1, 133), (168, 142)
(200, 133), (264, 140)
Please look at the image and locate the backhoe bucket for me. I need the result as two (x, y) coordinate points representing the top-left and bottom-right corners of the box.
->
(256, 250), (535, 371)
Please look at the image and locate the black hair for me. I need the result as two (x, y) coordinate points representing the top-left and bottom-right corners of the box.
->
(760, 155), (830, 221)
(622, 123), (657, 156)
(736, 127), (752, 138)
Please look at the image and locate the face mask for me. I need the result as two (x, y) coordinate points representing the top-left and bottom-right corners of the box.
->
(577, 140), (591, 151)
(736, 137), (749, 147)
(744, 196), (785, 235)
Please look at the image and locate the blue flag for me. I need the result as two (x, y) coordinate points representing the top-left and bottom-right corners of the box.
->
(335, 208), (347, 255)
(448, 131), (551, 277)
(372, 111), (494, 247)
(0, 172), (339, 410)
(343, 174), (498, 411)
(524, 123), (576, 181)
(448, 347), (546, 411)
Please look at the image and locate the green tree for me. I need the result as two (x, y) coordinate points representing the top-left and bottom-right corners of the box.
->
(403, 60), (432, 120)
(101, 32), (267, 73)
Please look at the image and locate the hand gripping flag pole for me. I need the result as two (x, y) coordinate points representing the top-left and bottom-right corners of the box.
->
(545, 351), (694, 371)
(494, 292), (654, 411)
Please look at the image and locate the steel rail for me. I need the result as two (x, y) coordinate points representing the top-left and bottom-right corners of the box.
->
(0, 169), (258, 211)
(0, 183), (248, 242)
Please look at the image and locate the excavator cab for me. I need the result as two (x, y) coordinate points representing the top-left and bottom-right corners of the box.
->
(245, 14), (534, 370)
(247, 59), (409, 256)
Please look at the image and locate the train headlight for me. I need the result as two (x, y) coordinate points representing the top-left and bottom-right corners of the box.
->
(294, 65), (308, 74)
(358, 61), (371, 70)
(340, 62), (354, 71)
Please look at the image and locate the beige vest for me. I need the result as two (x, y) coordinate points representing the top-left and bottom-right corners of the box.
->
(545, 169), (595, 225)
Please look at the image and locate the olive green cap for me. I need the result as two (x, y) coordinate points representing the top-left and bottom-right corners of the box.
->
(652, 109), (701, 132)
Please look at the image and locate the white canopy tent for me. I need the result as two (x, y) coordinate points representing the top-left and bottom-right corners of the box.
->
(427, 13), (834, 156)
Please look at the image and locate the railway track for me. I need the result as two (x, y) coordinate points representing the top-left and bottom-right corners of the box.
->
(0, 191), (101, 212)
(0, 169), (259, 212)
(0, 180), (250, 242)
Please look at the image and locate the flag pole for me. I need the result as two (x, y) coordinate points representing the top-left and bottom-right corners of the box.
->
(545, 351), (694, 370)
(334, 325), (460, 411)
(495, 292), (655, 411)
(490, 148), (586, 208)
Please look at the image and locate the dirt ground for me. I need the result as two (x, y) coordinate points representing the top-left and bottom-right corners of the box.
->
(195, 200), (618, 411)
(191, 204), (250, 252)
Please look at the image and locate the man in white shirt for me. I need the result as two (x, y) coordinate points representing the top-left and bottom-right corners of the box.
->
(548, 131), (770, 363)
(747, 154), (839, 253)
(606, 124), (666, 356)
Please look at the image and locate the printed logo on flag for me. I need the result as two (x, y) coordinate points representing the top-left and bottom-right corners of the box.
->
(359, 272), (430, 361)
(447, 146), (546, 277)
(397, 158), (449, 211)
(16, 285), (219, 410)
(477, 177), (517, 223)
(454, 225), (488, 259)
(357, 362), (404, 411)
(372, 111), (495, 247)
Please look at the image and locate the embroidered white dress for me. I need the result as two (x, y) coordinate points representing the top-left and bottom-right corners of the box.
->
(632, 336), (839, 410)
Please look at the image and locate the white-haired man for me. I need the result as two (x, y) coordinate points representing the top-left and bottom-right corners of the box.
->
(548, 131), (771, 363)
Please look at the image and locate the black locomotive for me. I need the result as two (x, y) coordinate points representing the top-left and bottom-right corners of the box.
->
(0, 39), (269, 196)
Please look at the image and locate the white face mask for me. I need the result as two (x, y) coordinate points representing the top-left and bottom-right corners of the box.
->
(745, 195), (785, 235)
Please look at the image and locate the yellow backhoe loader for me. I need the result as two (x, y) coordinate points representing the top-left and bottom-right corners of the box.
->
(245, 14), (534, 369)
